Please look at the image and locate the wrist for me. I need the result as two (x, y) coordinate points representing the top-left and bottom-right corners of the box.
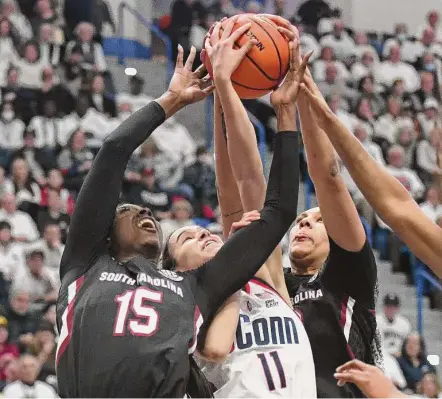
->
(156, 91), (185, 119)
(214, 74), (231, 87)
(275, 104), (297, 132)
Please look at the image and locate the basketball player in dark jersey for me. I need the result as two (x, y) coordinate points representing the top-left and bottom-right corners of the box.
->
(261, 16), (380, 398)
(56, 20), (301, 398)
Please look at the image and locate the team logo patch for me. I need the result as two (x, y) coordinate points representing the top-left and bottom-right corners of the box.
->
(158, 270), (184, 282)
(265, 299), (278, 308)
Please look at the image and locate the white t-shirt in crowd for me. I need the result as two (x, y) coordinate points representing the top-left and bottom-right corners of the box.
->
(376, 313), (411, 355)
(320, 33), (356, 60)
(3, 380), (58, 398)
(0, 119), (26, 149)
(383, 352), (407, 390)
(0, 209), (39, 242)
(374, 61), (420, 92)
(116, 92), (154, 113)
(420, 201), (442, 222)
(385, 166), (425, 199)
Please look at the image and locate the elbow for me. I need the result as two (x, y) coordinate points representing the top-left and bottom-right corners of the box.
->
(201, 345), (231, 364)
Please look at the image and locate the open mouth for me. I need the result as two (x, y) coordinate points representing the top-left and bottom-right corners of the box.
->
(137, 217), (156, 231)
(203, 239), (218, 249)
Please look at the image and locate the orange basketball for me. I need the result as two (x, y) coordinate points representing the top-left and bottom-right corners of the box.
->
(204, 14), (290, 99)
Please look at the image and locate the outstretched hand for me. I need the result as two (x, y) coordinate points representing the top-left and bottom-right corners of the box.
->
(167, 45), (215, 106)
(229, 210), (261, 237)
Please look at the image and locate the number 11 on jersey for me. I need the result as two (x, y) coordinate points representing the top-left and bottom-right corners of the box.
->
(257, 351), (287, 391)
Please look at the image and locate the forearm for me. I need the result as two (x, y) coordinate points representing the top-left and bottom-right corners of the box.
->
(216, 79), (266, 210)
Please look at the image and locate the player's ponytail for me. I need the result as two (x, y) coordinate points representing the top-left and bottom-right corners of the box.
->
(187, 355), (214, 398)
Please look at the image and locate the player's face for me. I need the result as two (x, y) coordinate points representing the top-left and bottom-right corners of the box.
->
(112, 204), (162, 259)
(289, 207), (330, 269)
(168, 225), (224, 272)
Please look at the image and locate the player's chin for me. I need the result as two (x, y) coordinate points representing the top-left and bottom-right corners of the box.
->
(138, 229), (160, 248)
(290, 243), (314, 259)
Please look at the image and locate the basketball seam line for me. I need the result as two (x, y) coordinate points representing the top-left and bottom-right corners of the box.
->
(219, 25), (280, 82)
(254, 16), (284, 80)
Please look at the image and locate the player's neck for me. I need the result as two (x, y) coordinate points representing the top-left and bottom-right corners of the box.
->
(290, 258), (323, 276)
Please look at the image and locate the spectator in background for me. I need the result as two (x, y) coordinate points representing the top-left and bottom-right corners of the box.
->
(389, 78), (410, 106)
(31, 0), (59, 35)
(386, 145), (425, 200)
(417, 128), (442, 183)
(38, 24), (61, 68)
(326, 92), (357, 131)
(0, 220), (24, 282)
(38, 67), (75, 117)
(320, 20), (356, 61)
(87, 73), (116, 118)
(0, 193), (39, 242)
(34, 223), (64, 284)
(417, 10), (442, 43)
(11, 247), (56, 309)
(14, 41), (47, 90)
(352, 31), (379, 63)
(351, 50), (376, 84)
(116, 75), (153, 116)
(402, 27), (442, 64)
(36, 189), (70, 241)
(375, 44), (420, 93)
(90, 0), (116, 41)
(2, 354), (57, 398)
(383, 23), (411, 58)
(208, 0), (240, 20)
(416, 372), (442, 399)
(160, 198), (194, 239)
(297, 0), (331, 33)
(353, 96), (376, 135)
(356, 75), (386, 117)
(0, 19), (18, 87)
(396, 122), (417, 169)
(411, 72), (439, 112)
(263, 0), (290, 18)
(1, 0), (33, 42)
(57, 128), (94, 192)
(0, 167), (13, 197)
(40, 169), (74, 217)
(383, 351), (408, 391)
(376, 293), (412, 356)
(417, 98), (442, 139)
(0, 101), (26, 150)
(124, 168), (171, 220)
(298, 24), (320, 61)
(2, 290), (37, 346)
(397, 332), (435, 392)
(317, 5), (340, 36)
(313, 46), (350, 82)
(0, 316), (19, 383)
(419, 185), (442, 222)
(28, 100), (64, 150)
(354, 124), (384, 165)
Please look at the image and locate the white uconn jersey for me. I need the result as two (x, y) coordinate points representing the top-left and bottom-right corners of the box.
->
(203, 278), (316, 398)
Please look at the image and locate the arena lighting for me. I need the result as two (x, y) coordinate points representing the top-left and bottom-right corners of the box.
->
(427, 354), (440, 366)
(125, 67), (137, 76)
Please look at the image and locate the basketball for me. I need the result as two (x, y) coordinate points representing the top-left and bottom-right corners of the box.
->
(203, 14), (290, 99)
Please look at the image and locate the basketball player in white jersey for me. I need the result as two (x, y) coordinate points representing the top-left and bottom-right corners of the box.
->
(196, 22), (316, 398)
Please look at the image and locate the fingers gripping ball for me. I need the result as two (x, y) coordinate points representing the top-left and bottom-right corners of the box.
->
(204, 14), (290, 99)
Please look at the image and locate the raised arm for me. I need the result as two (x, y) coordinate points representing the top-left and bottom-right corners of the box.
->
(301, 73), (442, 279)
(60, 47), (214, 282)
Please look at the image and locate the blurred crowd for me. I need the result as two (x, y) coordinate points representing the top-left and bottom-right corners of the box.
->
(0, 0), (438, 396)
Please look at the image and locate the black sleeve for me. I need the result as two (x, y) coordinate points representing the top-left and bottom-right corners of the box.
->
(191, 132), (300, 320)
(321, 237), (377, 308)
(59, 101), (166, 283)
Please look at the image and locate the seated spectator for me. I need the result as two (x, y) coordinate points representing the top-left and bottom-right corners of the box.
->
(298, 24), (320, 61)
(376, 293), (412, 357)
(24, 321), (55, 387)
(116, 75), (154, 116)
(417, 9), (442, 43)
(386, 145), (425, 200)
(0, 19), (18, 88)
(313, 46), (350, 82)
(36, 189), (70, 242)
(160, 198), (194, 240)
(389, 78), (411, 106)
(383, 23), (411, 59)
(397, 332), (435, 392)
(14, 41), (47, 90)
(396, 121), (417, 169)
(86, 73), (116, 118)
(317, 63), (358, 108)
(417, 128), (442, 183)
(356, 75), (386, 117)
(353, 96), (376, 135)
(383, 351), (407, 391)
(316, 6), (340, 36)
(354, 124), (384, 165)
(11, 247), (57, 309)
(352, 31), (379, 63)
(402, 27), (442, 64)
(0, 316), (19, 382)
(0, 101), (26, 150)
(9, 158), (41, 219)
(417, 50), (442, 76)
(11, 130), (56, 185)
(38, 24), (61, 68)
(124, 168), (171, 220)
(327, 92), (358, 132)
(351, 50), (376, 84)
(419, 185), (442, 222)
(320, 19), (356, 61)
(2, 290), (38, 346)
(2, 354), (57, 398)
(411, 72), (440, 112)
(40, 169), (74, 217)
(0, 220), (24, 282)
(57, 128), (95, 192)
(65, 22), (107, 75)
(38, 67), (75, 117)
(416, 372), (442, 399)
(374, 44), (420, 93)
(31, 0), (58, 35)
(1, 0), (32, 42)
(417, 98), (442, 139)
(34, 223), (64, 285)
(374, 96), (413, 145)
(28, 100), (64, 150)
(0, 167), (13, 198)
(0, 193), (39, 243)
